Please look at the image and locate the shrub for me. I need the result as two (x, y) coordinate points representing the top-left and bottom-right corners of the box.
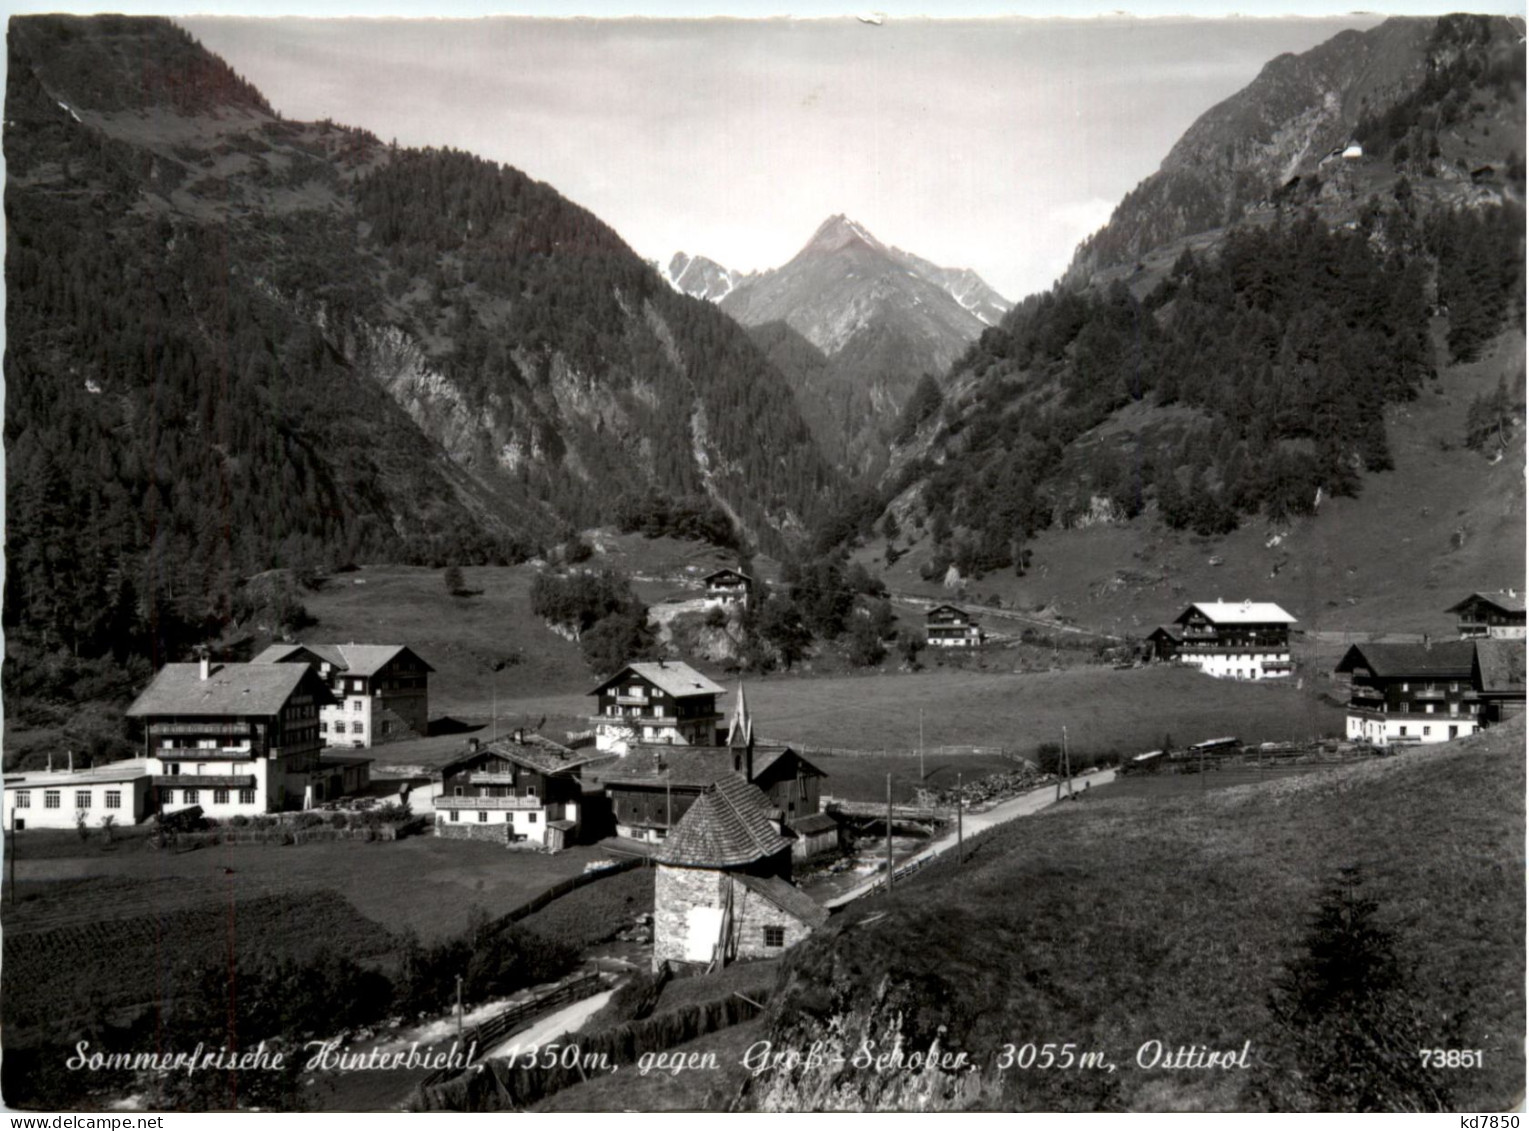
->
(328, 813), (349, 830)
(295, 812), (324, 830)
(229, 814), (251, 828)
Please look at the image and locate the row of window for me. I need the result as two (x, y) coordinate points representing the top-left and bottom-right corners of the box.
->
(321, 721), (365, 735)
(446, 810), (539, 823)
(158, 787), (258, 805)
(14, 790), (124, 809)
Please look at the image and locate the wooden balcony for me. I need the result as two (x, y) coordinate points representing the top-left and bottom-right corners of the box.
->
(152, 774), (256, 788)
(1412, 688), (1447, 701)
(614, 694), (650, 706)
(150, 722), (255, 737)
(469, 772), (518, 785)
(439, 795), (542, 810)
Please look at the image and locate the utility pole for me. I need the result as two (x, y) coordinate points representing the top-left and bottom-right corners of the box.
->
(8, 805), (15, 905)
(919, 708), (925, 781)
(956, 771), (963, 866)
(885, 772), (894, 895)
(455, 974), (464, 1039)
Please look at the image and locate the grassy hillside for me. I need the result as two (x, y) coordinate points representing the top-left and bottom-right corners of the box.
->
(744, 719), (1524, 1111)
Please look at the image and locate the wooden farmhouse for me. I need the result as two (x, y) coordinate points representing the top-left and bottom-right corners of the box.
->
(925, 604), (984, 648)
(704, 568), (753, 608)
(434, 733), (589, 851)
(588, 661), (726, 754)
(1334, 641), (1481, 746)
(1150, 600), (1296, 679)
(3, 757), (153, 831)
(1447, 591), (1527, 640)
(254, 643), (434, 747)
(651, 772), (829, 972)
(126, 658), (352, 816)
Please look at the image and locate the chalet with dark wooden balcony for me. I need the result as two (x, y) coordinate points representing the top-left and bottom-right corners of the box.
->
(1151, 600), (1296, 679)
(434, 732), (592, 851)
(126, 657), (337, 815)
(926, 604), (984, 648)
(651, 772), (828, 972)
(588, 661), (726, 754)
(1472, 639), (1526, 724)
(253, 643), (434, 747)
(1334, 641), (1480, 747)
(704, 568), (753, 608)
(1447, 591), (1526, 640)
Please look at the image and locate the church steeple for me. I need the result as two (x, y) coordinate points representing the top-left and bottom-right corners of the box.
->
(728, 682), (754, 780)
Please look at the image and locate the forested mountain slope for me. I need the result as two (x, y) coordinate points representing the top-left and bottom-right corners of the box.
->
(4, 16), (837, 691)
(859, 14), (1524, 614)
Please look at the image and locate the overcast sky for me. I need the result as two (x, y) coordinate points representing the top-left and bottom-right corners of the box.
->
(175, 13), (1406, 298)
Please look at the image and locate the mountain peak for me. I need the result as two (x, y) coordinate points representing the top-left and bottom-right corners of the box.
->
(804, 214), (885, 256)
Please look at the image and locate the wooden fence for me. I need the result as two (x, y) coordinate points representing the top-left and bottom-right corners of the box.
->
(774, 741), (1014, 760)
(419, 971), (605, 1089)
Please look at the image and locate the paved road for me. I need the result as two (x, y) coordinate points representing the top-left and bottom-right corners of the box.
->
(823, 768), (1116, 909)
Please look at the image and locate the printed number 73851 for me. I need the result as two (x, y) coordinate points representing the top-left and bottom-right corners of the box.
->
(1419, 1049), (1482, 1069)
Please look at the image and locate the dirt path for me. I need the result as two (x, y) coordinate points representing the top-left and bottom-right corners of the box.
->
(822, 768), (1116, 908)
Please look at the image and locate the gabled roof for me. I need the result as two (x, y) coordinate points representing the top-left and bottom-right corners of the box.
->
(1447, 591), (1527, 616)
(1473, 640), (1526, 695)
(253, 643), (435, 676)
(589, 662), (726, 700)
(5, 759), (150, 787)
(599, 743), (820, 790)
(126, 663), (333, 718)
(439, 734), (590, 779)
(1148, 625), (1184, 641)
(655, 773), (792, 867)
(1176, 601), (1296, 625)
(926, 604), (970, 620)
(1334, 641), (1477, 679)
(787, 812), (839, 837)
(736, 873), (830, 929)
(704, 568), (752, 584)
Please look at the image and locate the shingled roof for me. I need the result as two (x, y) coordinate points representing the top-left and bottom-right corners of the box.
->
(252, 643), (434, 676)
(737, 874), (830, 929)
(438, 734), (592, 779)
(126, 663), (331, 717)
(655, 773), (792, 868)
(1334, 641), (1478, 679)
(1177, 601), (1296, 625)
(1447, 591), (1527, 616)
(1474, 640), (1527, 695)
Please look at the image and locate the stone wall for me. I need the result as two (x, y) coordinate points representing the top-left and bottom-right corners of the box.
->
(730, 876), (816, 961)
(436, 820), (516, 845)
(653, 864), (725, 969)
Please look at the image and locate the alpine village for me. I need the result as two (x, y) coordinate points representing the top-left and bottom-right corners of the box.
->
(2, 12), (1525, 1117)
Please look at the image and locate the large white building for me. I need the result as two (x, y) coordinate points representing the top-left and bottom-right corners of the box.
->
(588, 661), (726, 755)
(3, 759), (153, 830)
(253, 643), (433, 747)
(1335, 641), (1482, 746)
(1149, 601), (1296, 680)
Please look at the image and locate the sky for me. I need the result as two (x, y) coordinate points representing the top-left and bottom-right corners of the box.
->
(8, 2), (1527, 301)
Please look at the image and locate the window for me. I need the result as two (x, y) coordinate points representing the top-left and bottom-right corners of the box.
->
(197, 764), (208, 775)
(449, 810), (460, 822)
(76, 790), (91, 809)
(320, 721), (328, 734)
(239, 789), (256, 805)
(526, 785), (537, 797)
(454, 786), (464, 797)
(763, 926), (786, 947)
(527, 812), (538, 823)
(1424, 726), (1432, 736)
(1398, 726), (1408, 737)
(353, 723), (364, 735)
(159, 788), (174, 804)
(198, 739), (217, 750)
(183, 789), (199, 805)
(214, 789), (230, 805)
(478, 810), (488, 823)
(334, 722), (346, 735)
(382, 721), (393, 735)
(105, 791), (122, 810)
(352, 699), (364, 713)
(44, 791), (60, 809)
(14, 791), (30, 809)
(168, 764), (181, 776)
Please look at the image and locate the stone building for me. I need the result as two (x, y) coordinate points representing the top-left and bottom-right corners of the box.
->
(651, 773), (828, 972)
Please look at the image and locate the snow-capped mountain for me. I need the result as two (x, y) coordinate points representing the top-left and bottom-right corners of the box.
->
(666, 216), (1010, 477)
